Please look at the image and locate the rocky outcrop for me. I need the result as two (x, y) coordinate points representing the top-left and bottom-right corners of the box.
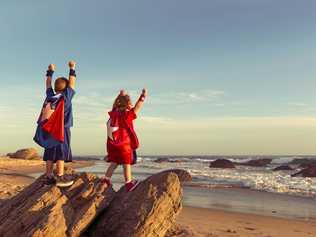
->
(165, 224), (197, 237)
(289, 158), (316, 167)
(88, 171), (183, 237)
(0, 169), (186, 237)
(273, 165), (294, 171)
(0, 168), (115, 237)
(159, 169), (192, 183)
(291, 164), (316, 177)
(6, 148), (41, 160)
(237, 158), (272, 167)
(209, 159), (235, 169)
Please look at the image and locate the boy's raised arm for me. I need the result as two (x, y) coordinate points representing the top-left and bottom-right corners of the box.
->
(68, 60), (76, 90)
(46, 64), (55, 89)
(133, 88), (148, 114)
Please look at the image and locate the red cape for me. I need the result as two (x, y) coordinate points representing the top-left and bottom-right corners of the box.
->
(42, 98), (65, 142)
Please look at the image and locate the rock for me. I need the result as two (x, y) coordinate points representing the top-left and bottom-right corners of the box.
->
(291, 164), (316, 177)
(0, 168), (115, 237)
(158, 169), (192, 183)
(165, 224), (197, 237)
(273, 165), (294, 171)
(237, 158), (272, 167)
(209, 159), (235, 169)
(6, 148), (41, 160)
(88, 171), (183, 237)
(289, 158), (316, 167)
(154, 157), (170, 163)
(153, 157), (183, 163)
(298, 162), (316, 169)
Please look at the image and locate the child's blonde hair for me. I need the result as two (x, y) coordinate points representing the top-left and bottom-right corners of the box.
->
(112, 93), (132, 112)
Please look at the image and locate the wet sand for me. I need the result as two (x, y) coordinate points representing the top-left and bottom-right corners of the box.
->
(183, 186), (316, 220)
(177, 206), (316, 237)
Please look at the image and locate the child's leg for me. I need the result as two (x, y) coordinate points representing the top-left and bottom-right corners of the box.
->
(123, 164), (132, 183)
(56, 160), (64, 176)
(46, 161), (54, 177)
(105, 162), (118, 179)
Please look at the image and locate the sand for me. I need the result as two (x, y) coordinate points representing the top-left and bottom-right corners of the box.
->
(1, 157), (316, 237)
(176, 206), (316, 237)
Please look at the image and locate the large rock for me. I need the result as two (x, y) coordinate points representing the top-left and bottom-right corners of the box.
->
(165, 224), (197, 237)
(273, 165), (294, 171)
(7, 148), (41, 160)
(88, 171), (183, 237)
(209, 159), (235, 169)
(298, 162), (316, 169)
(158, 169), (192, 183)
(0, 169), (115, 237)
(237, 158), (272, 167)
(291, 164), (316, 177)
(289, 158), (316, 167)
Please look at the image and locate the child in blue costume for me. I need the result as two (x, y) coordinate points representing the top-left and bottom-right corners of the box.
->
(41, 61), (77, 187)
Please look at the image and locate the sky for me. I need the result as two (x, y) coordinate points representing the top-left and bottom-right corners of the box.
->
(0, 0), (316, 156)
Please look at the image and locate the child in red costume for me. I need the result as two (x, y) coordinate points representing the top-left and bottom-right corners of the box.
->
(103, 88), (147, 192)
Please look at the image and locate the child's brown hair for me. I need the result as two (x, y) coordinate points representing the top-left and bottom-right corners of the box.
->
(113, 92), (132, 111)
(54, 77), (69, 92)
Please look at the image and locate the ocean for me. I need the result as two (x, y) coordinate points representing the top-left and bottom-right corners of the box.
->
(74, 155), (316, 220)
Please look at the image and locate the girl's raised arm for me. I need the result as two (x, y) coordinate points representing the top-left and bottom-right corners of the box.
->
(133, 88), (148, 114)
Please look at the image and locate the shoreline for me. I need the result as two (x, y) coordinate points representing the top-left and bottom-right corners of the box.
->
(1, 157), (316, 236)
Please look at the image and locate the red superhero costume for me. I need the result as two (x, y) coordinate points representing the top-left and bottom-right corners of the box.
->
(106, 109), (139, 165)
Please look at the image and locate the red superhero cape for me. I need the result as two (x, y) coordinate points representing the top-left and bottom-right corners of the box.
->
(107, 110), (139, 150)
(42, 98), (65, 142)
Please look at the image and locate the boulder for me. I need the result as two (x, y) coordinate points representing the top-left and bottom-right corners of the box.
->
(88, 171), (183, 237)
(289, 158), (316, 167)
(298, 162), (316, 169)
(291, 164), (316, 177)
(273, 165), (294, 171)
(6, 148), (41, 160)
(165, 224), (197, 237)
(209, 159), (235, 169)
(0, 168), (115, 237)
(237, 158), (272, 167)
(158, 169), (192, 183)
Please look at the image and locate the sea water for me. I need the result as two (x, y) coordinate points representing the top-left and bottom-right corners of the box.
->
(75, 155), (316, 220)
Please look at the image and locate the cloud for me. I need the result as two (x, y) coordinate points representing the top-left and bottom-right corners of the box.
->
(139, 116), (173, 124)
(148, 89), (225, 105)
(288, 102), (308, 107)
(137, 115), (316, 129)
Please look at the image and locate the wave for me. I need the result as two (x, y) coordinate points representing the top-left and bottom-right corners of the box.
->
(78, 155), (316, 198)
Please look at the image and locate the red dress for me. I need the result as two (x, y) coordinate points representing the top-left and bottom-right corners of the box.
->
(106, 109), (139, 165)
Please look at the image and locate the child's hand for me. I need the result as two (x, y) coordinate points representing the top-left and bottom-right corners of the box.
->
(48, 64), (55, 71)
(68, 60), (76, 70)
(120, 90), (127, 96)
(142, 88), (148, 97)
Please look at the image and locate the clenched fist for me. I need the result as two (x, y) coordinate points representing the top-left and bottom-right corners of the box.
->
(68, 60), (76, 69)
(48, 64), (56, 71)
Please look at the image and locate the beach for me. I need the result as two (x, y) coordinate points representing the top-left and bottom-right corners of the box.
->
(1, 156), (316, 236)
(177, 207), (316, 237)
(0, 156), (95, 203)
